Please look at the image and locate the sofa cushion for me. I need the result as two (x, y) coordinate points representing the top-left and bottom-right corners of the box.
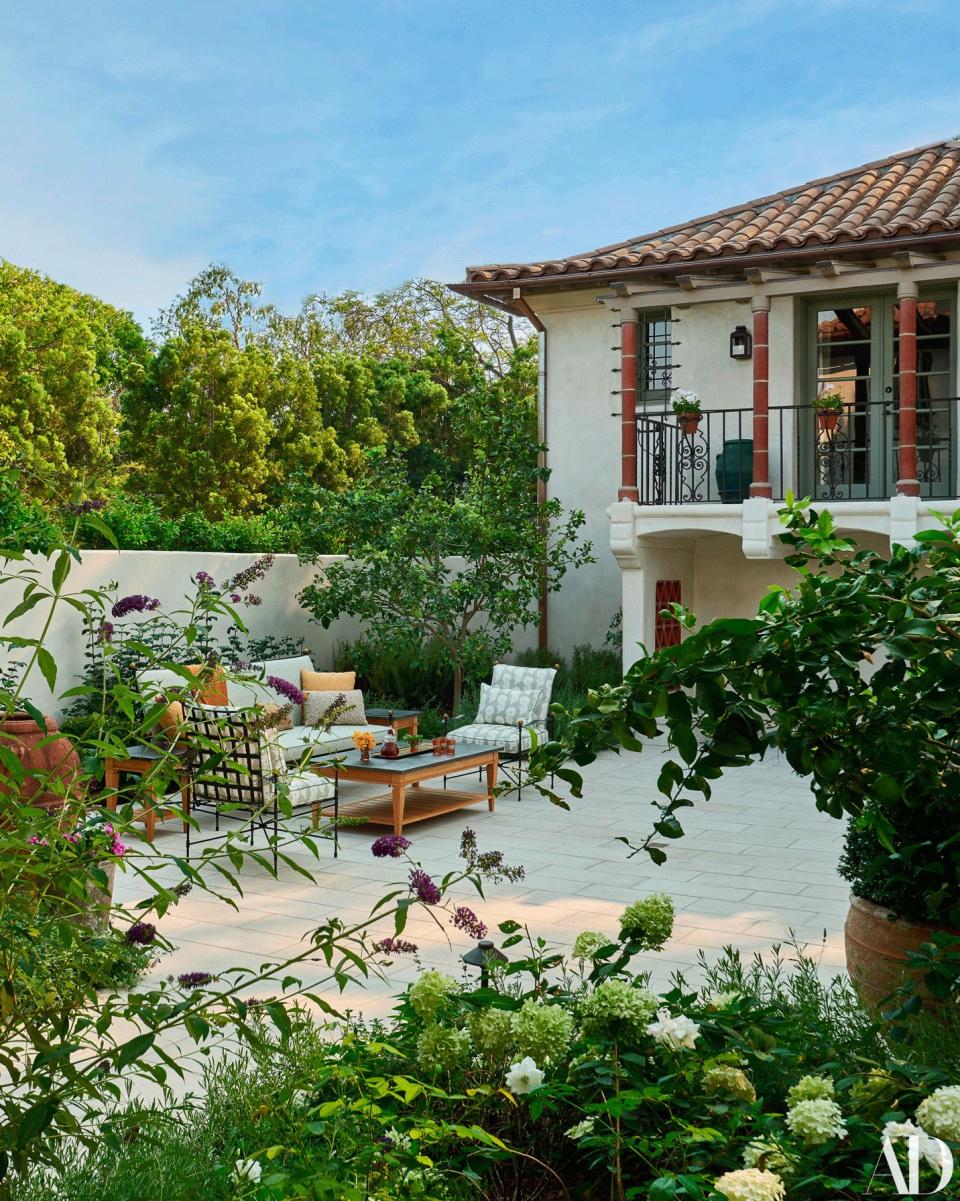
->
(227, 655), (315, 725)
(276, 723), (384, 763)
(304, 688), (367, 728)
(302, 669), (356, 692)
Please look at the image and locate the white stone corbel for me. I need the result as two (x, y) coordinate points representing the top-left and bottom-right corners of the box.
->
(741, 496), (782, 559)
(608, 499), (644, 569)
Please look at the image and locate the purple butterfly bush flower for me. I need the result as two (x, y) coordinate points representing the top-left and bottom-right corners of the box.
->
(125, 921), (156, 946)
(97, 621), (115, 644)
(371, 834), (412, 858)
(226, 554), (275, 593)
(194, 571), (215, 588)
(72, 498), (107, 514)
(451, 906), (487, 940)
(373, 937), (419, 955)
(111, 594), (160, 618)
(177, 971), (214, 988)
(409, 868), (441, 905)
(267, 676), (304, 706)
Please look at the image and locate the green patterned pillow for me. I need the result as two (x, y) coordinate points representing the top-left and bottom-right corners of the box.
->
(475, 683), (542, 726)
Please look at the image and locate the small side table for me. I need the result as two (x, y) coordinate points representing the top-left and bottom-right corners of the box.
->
(366, 708), (421, 736)
(103, 744), (191, 843)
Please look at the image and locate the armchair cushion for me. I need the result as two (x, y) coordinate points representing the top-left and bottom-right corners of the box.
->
(454, 721), (547, 754)
(491, 664), (556, 725)
(475, 683), (542, 727)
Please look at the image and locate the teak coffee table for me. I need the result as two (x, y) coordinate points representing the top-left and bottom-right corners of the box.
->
(310, 741), (502, 835)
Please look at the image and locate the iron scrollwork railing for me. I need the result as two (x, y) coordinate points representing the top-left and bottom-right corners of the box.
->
(636, 397), (960, 506)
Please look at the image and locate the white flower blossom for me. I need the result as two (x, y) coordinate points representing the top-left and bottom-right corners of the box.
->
(564, 1117), (595, 1140)
(884, 1120), (947, 1171)
(786, 1097), (847, 1146)
(646, 1011), (701, 1050)
(713, 1167), (785, 1201)
(230, 1158), (262, 1185)
(916, 1085), (960, 1143)
(505, 1055), (544, 1095)
(385, 1126), (412, 1150)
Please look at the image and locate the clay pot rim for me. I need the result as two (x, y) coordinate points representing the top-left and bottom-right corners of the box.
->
(848, 892), (960, 939)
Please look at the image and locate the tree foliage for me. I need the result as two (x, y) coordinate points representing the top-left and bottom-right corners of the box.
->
(297, 392), (592, 711)
(532, 499), (960, 927)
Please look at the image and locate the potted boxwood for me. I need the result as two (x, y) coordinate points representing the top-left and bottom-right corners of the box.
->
(533, 498), (960, 1015)
(813, 389), (844, 432)
(672, 390), (702, 436)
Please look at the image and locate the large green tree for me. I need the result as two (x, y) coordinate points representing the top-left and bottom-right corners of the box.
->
(0, 261), (138, 499)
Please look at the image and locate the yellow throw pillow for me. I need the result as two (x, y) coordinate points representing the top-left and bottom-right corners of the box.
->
(301, 669), (356, 692)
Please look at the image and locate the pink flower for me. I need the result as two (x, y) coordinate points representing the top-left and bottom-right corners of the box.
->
(110, 840), (126, 857)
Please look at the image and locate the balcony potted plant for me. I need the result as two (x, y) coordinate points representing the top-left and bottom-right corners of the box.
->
(813, 389), (844, 432)
(672, 390), (702, 436)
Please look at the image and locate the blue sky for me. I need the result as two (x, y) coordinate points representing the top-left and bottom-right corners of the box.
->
(3, 0), (960, 324)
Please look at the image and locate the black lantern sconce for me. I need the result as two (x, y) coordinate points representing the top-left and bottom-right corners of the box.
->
(729, 325), (752, 360)
(462, 937), (508, 988)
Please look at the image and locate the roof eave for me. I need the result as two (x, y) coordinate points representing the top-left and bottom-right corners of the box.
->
(455, 228), (960, 297)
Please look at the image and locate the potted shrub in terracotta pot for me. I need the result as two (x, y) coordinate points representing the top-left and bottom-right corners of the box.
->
(672, 390), (702, 436)
(813, 389), (844, 432)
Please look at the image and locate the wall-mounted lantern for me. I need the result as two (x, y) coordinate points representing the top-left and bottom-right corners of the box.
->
(729, 325), (752, 360)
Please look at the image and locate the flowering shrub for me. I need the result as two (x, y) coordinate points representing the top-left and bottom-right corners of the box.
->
(618, 891), (674, 949)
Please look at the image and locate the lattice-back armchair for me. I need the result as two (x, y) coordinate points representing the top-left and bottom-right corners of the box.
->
(183, 703), (339, 864)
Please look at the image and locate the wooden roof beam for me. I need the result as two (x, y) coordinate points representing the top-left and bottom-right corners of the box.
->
(744, 266), (808, 283)
(674, 273), (744, 291)
(892, 249), (946, 268)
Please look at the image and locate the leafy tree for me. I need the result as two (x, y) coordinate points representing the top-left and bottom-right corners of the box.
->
(124, 326), (274, 519)
(0, 261), (123, 498)
(298, 399), (592, 712)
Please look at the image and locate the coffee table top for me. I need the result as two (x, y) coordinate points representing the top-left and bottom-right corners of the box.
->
(312, 740), (503, 774)
(365, 707), (422, 720)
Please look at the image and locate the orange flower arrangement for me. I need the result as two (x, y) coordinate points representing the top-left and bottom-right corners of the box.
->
(352, 730), (377, 754)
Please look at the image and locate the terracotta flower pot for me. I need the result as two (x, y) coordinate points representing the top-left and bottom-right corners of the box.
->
(817, 410), (840, 433)
(844, 893), (960, 1011)
(677, 413), (701, 436)
(0, 712), (84, 815)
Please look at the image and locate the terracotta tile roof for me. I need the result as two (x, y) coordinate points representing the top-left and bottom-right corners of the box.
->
(462, 138), (960, 289)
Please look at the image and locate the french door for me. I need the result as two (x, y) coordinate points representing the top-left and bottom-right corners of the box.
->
(807, 293), (954, 499)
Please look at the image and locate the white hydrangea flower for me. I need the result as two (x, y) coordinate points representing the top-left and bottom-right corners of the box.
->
(505, 1055), (544, 1095)
(786, 1097), (847, 1146)
(646, 1011), (701, 1050)
(787, 1074), (835, 1105)
(713, 1166), (785, 1201)
(230, 1158), (262, 1185)
(883, 1120), (947, 1171)
(916, 1085), (960, 1143)
(564, 1117), (596, 1140)
(707, 989), (742, 1009)
(385, 1126), (412, 1150)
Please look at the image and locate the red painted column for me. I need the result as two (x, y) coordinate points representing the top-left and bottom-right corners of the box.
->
(619, 318), (639, 501)
(897, 283), (920, 497)
(749, 297), (772, 498)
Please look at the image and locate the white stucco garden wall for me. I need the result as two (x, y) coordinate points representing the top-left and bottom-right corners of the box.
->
(10, 552), (368, 718)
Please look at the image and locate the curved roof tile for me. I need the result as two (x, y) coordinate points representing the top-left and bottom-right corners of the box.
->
(463, 138), (960, 286)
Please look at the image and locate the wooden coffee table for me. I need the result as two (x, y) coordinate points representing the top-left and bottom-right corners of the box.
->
(310, 741), (501, 835)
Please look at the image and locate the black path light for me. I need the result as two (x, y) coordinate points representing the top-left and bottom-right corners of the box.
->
(462, 937), (508, 988)
(729, 324), (752, 360)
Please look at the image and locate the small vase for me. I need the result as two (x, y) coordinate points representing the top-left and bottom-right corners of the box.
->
(677, 413), (701, 436)
(817, 410), (840, 433)
(359, 749), (371, 763)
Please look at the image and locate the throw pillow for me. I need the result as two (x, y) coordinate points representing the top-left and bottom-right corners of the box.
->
(184, 663), (230, 706)
(258, 702), (293, 731)
(304, 688), (367, 728)
(156, 698), (185, 742)
(301, 669), (356, 692)
(475, 683), (542, 727)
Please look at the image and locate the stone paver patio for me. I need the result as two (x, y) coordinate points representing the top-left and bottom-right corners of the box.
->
(117, 740), (849, 1025)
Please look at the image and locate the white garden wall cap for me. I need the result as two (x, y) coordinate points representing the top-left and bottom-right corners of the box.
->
(459, 138), (960, 287)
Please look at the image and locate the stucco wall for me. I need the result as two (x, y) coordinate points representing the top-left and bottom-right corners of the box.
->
(541, 298), (622, 652)
(10, 551), (366, 718)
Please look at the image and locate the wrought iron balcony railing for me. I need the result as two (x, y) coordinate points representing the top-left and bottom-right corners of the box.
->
(636, 398), (960, 506)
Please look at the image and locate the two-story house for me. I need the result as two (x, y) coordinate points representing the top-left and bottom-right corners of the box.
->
(451, 138), (960, 668)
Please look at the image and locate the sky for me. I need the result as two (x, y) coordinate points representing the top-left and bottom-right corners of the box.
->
(3, 0), (960, 326)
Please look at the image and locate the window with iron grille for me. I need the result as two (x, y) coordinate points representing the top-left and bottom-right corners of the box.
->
(654, 579), (682, 649)
(639, 308), (674, 408)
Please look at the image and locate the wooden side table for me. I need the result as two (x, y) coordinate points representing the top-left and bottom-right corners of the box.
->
(366, 708), (421, 736)
(103, 745), (191, 843)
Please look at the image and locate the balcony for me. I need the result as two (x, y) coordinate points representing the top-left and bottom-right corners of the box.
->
(636, 398), (960, 506)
